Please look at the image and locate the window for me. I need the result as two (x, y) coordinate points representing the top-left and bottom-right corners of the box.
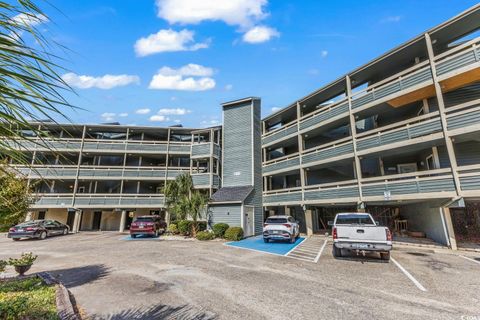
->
(335, 214), (375, 225)
(426, 154), (435, 170)
(265, 217), (288, 224)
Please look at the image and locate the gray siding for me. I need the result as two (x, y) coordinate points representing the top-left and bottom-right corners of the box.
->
(454, 141), (480, 166)
(209, 204), (241, 227)
(222, 102), (253, 186)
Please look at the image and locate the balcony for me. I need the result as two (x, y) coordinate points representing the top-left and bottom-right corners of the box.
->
(263, 153), (300, 175)
(191, 143), (211, 158)
(7, 138), (82, 152)
(299, 100), (350, 133)
(301, 137), (354, 167)
(32, 193), (165, 208)
(262, 121), (298, 146)
(361, 169), (456, 200)
(350, 61), (433, 111)
(458, 165), (480, 196)
(435, 37), (480, 80)
(167, 143), (191, 154)
(263, 187), (303, 206)
(446, 101), (480, 134)
(356, 112), (443, 154)
(303, 180), (360, 204)
(192, 173), (220, 188)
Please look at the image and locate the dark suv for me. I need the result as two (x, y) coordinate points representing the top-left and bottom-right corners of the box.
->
(130, 216), (166, 238)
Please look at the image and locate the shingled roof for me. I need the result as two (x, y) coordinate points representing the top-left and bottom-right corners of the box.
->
(210, 186), (254, 203)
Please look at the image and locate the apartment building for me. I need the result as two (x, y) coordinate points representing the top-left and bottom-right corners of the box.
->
(4, 5), (480, 248)
(261, 5), (480, 248)
(9, 124), (221, 232)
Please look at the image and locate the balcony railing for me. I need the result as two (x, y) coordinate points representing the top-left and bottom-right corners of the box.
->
(263, 153), (300, 175)
(192, 173), (220, 188)
(303, 180), (359, 203)
(350, 60), (433, 111)
(361, 169), (456, 199)
(356, 112), (443, 153)
(299, 100), (350, 133)
(262, 121), (298, 146)
(435, 37), (480, 78)
(191, 143), (212, 158)
(458, 165), (480, 195)
(263, 187), (303, 205)
(446, 99), (480, 133)
(301, 137), (354, 166)
(32, 193), (165, 208)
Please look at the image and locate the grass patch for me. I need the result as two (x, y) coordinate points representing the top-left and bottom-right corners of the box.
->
(0, 277), (59, 320)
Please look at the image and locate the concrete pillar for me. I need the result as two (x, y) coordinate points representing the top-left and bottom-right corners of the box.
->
(119, 210), (127, 232)
(285, 206), (291, 215)
(24, 211), (34, 222)
(441, 207), (458, 250)
(72, 210), (82, 233)
(165, 210), (170, 226)
(305, 209), (313, 236)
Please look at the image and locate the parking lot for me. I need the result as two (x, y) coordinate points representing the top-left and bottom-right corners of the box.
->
(0, 233), (479, 319)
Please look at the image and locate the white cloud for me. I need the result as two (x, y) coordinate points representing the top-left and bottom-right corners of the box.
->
(149, 64), (215, 91)
(134, 29), (209, 57)
(101, 112), (116, 122)
(381, 16), (401, 23)
(321, 50), (328, 58)
(157, 108), (191, 115)
(62, 73), (140, 90)
(271, 107), (281, 113)
(242, 25), (279, 43)
(119, 113), (128, 117)
(12, 12), (48, 27)
(173, 119), (181, 124)
(156, 0), (268, 28)
(135, 108), (151, 115)
(149, 115), (171, 122)
(225, 84), (233, 91)
(200, 119), (221, 127)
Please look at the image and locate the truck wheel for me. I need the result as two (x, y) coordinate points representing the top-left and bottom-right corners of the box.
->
(333, 246), (342, 258)
(380, 252), (390, 261)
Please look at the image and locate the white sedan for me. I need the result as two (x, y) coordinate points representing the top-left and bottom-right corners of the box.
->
(263, 215), (300, 243)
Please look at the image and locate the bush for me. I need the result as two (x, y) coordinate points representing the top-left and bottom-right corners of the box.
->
(0, 260), (6, 273)
(167, 223), (178, 234)
(224, 227), (244, 241)
(212, 223), (229, 238)
(8, 252), (37, 266)
(177, 220), (192, 235)
(196, 231), (215, 241)
(197, 221), (207, 232)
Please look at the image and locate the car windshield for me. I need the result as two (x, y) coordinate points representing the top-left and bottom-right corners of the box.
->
(135, 217), (154, 222)
(336, 214), (375, 225)
(17, 221), (40, 227)
(265, 217), (288, 224)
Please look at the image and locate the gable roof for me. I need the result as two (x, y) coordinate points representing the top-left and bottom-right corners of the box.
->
(210, 186), (254, 203)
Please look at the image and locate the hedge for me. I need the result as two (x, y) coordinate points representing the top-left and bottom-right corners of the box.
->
(196, 231), (215, 241)
(197, 221), (207, 232)
(224, 227), (244, 241)
(212, 223), (229, 238)
(177, 220), (192, 235)
(167, 223), (178, 234)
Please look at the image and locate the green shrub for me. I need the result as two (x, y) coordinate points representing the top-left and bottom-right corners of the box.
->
(224, 227), (244, 241)
(196, 231), (215, 241)
(197, 221), (207, 232)
(177, 220), (192, 235)
(212, 223), (229, 238)
(0, 260), (6, 273)
(8, 252), (37, 266)
(167, 223), (178, 234)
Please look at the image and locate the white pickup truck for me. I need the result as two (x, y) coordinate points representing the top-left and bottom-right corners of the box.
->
(330, 212), (392, 261)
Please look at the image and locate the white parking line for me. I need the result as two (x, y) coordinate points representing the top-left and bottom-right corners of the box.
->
(391, 257), (427, 292)
(314, 239), (328, 263)
(459, 255), (480, 265)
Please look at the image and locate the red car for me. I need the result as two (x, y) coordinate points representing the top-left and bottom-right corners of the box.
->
(130, 216), (166, 238)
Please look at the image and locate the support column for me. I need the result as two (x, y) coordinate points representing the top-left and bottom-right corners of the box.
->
(72, 210), (82, 233)
(25, 211), (34, 222)
(305, 209), (313, 236)
(441, 207), (458, 250)
(296, 102), (306, 203)
(119, 210), (127, 232)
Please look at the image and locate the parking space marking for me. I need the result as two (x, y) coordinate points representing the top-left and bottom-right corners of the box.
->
(391, 257), (427, 292)
(314, 239), (328, 263)
(458, 255), (480, 265)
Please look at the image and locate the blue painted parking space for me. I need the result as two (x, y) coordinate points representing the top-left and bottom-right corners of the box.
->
(120, 235), (160, 241)
(225, 236), (305, 256)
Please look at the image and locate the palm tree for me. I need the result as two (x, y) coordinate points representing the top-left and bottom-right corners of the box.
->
(163, 173), (208, 235)
(0, 0), (73, 166)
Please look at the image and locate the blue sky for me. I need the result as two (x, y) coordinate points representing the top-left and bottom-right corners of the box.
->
(35, 0), (479, 127)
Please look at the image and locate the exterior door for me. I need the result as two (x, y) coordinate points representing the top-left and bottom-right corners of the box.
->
(66, 211), (75, 230)
(244, 206), (255, 237)
(92, 211), (102, 230)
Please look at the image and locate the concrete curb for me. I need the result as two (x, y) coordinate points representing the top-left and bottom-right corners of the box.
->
(37, 272), (80, 320)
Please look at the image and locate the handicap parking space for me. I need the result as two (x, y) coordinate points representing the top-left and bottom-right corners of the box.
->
(225, 235), (305, 256)
(119, 235), (161, 241)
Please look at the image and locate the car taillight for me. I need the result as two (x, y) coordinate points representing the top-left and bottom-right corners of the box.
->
(386, 228), (392, 241)
(332, 227), (337, 240)
(25, 227), (37, 231)
(283, 224), (291, 228)
(9, 228), (15, 232)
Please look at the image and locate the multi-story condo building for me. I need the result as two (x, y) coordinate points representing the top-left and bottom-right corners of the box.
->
(261, 5), (480, 248)
(8, 124), (222, 233)
(4, 4), (480, 248)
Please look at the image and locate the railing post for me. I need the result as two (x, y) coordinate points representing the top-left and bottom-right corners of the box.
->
(425, 33), (462, 197)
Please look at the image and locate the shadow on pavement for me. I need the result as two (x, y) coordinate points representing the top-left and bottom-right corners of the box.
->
(93, 304), (217, 320)
(50, 264), (110, 288)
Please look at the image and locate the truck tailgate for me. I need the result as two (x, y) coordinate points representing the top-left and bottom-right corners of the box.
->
(336, 225), (387, 243)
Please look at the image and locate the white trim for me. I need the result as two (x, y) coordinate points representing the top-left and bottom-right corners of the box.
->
(314, 239), (328, 263)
